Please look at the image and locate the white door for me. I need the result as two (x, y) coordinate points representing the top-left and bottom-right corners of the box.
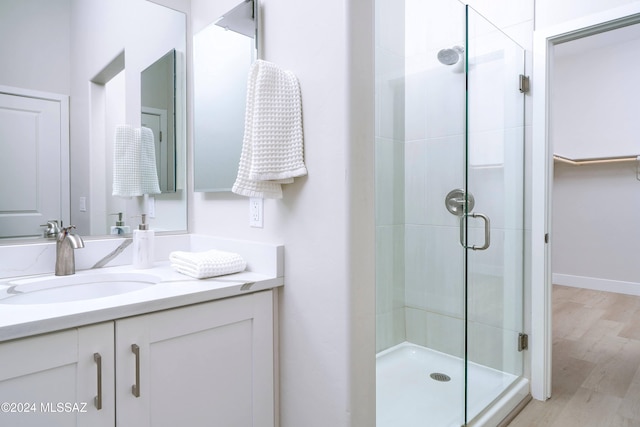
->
(0, 88), (68, 238)
(141, 109), (168, 192)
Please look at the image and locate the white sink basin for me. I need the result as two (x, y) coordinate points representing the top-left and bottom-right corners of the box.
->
(0, 272), (161, 305)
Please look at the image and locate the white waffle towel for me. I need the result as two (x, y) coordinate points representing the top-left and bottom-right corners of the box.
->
(232, 60), (307, 199)
(169, 250), (247, 279)
(112, 125), (161, 197)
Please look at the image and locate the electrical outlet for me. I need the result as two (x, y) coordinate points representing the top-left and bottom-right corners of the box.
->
(148, 196), (156, 218)
(249, 197), (263, 228)
(79, 197), (87, 212)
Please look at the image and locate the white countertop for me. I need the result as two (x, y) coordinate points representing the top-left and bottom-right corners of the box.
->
(0, 262), (283, 342)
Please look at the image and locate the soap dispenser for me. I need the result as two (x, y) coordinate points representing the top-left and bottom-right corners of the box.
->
(110, 213), (131, 235)
(132, 214), (154, 269)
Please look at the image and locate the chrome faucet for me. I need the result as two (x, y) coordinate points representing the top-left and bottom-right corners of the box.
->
(55, 226), (85, 276)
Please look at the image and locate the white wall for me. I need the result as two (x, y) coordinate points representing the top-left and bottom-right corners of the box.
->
(536, 0), (640, 29)
(552, 26), (640, 159)
(553, 163), (640, 290)
(0, 0), (71, 95)
(190, 0), (375, 426)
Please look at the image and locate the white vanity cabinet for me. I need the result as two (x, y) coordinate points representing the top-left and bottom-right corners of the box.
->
(0, 322), (115, 427)
(0, 290), (276, 427)
(115, 290), (275, 427)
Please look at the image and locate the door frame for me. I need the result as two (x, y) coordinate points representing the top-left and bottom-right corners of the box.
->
(530, 3), (640, 401)
(141, 106), (169, 191)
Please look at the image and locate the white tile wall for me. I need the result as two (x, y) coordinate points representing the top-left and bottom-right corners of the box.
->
(375, 139), (405, 226)
(375, 48), (405, 142)
(376, 225), (405, 312)
(468, 320), (523, 375)
(406, 307), (465, 357)
(375, 0), (406, 353)
(405, 137), (465, 226)
(405, 224), (465, 316)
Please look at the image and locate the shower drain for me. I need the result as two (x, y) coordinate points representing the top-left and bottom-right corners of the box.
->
(429, 372), (451, 382)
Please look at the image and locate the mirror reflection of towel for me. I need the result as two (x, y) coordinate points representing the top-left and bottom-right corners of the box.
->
(232, 60), (307, 199)
(112, 125), (161, 197)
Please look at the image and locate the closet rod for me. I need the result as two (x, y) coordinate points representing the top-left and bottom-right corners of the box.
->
(553, 154), (639, 165)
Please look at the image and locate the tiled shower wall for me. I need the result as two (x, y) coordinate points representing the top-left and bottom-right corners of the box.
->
(375, 0), (405, 353)
(402, 0), (467, 359)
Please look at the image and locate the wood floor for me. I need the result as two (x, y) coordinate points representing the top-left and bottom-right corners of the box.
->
(508, 285), (640, 427)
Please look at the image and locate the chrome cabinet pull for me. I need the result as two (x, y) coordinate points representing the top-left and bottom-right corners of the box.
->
(459, 213), (491, 251)
(131, 344), (141, 398)
(93, 353), (102, 410)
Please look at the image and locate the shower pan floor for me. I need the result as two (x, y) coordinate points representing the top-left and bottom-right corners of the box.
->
(376, 342), (518, 427)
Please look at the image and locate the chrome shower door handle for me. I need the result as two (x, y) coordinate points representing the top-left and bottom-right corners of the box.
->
(459, 213), (491, 251)
(470, 213), (490, 250)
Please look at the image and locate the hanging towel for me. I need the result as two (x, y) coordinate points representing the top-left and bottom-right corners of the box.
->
(112, 125), (161, 197)
(232, 60), (307, 199)
(169, 250), (247, 279)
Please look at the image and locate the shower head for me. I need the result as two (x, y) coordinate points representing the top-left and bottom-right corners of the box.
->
(437, 46), (464, 65)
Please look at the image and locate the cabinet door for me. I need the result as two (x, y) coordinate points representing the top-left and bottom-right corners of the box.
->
(0, 323), (114, 427)
(116, 291), (275, 427)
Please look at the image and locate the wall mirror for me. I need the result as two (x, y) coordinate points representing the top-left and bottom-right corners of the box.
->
(193, 0), (258, 192)
(0, 0), (187, 240)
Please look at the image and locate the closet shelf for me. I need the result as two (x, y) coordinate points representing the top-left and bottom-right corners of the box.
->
(553, 154), (640, 181)
(553, 154), (639, 165)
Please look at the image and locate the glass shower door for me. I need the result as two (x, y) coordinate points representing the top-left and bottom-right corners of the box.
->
(375, 2), (525, 426)
(463, 6), (525, 423)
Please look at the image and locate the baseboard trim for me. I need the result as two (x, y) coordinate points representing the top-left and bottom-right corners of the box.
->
(553, 274), (640, 296)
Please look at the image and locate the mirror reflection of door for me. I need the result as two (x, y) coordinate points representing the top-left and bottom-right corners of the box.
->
(0, 89), (68, 239)
(141, 109), (168, 192)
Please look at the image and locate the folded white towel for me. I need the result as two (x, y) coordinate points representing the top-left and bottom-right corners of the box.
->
(232, 60), (307, 199)
(169, 250), (247, 279)
(112, 125), (161, 197)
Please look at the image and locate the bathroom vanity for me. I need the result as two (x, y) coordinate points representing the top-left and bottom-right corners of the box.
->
(0, 236), (283, 427)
